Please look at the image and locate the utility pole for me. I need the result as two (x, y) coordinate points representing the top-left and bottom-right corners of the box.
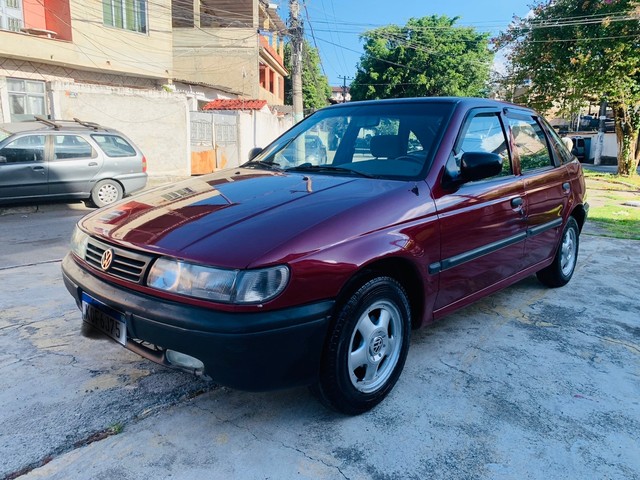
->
(289, 0), (303, 122)
(594, 98), (607, 166)
(338, 75), (353, 103)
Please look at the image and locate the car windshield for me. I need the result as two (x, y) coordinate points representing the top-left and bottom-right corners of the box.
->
(247, 102), (454, 180)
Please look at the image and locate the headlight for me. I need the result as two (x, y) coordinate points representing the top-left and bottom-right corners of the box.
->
(70, 225), (89, 259)
(147, 258), (289, 304)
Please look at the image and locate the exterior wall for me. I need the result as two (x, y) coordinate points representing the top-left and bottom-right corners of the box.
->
(51, 82), (190, 176)
(173, 28), (259, 98)
(237, 110), (293, 167)
(0, 0), (173, 80)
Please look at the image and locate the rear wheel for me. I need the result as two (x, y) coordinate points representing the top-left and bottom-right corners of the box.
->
(90, 179), (123, 207)
(313, 276), (411, 414)
(536, 216), (579, 288)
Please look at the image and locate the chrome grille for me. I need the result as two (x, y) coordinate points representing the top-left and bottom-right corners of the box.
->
(85, 238), (153, 284)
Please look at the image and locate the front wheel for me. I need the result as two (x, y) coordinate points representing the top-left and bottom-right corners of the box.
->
(536, 216), (580, 288)
(313, 277), (411, 415)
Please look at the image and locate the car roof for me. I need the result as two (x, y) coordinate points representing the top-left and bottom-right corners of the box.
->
(0, 118), (118, 135)
(324, 96), (527, 112)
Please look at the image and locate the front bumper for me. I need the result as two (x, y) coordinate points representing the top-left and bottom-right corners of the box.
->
(62, 254), (334, 391)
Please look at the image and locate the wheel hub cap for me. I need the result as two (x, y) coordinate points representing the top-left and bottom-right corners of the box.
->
(369, 333), (387, 361)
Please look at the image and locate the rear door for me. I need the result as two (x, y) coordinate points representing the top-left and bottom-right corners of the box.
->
(505, 112), (571, 267)
(432, 109), (527, 314)
(48, 134), (102, 196)
(0, 134), (48, 200)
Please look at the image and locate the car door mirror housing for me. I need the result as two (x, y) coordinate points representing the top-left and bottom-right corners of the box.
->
(248, 147), (263, 161)
(460, 152), (503, 183)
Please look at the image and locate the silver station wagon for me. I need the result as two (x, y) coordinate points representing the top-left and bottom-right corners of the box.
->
(0, 117), (147, 207)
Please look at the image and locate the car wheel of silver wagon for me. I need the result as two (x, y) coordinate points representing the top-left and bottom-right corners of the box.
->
(536, 216), (580, 288)
(313, 276), (411, 415)
(91, 179), (123, 207)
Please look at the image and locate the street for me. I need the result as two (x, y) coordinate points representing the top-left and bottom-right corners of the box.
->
(1, 203), (639, 479)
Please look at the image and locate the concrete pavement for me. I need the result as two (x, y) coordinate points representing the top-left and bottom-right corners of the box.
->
(3, 230), (638, 480)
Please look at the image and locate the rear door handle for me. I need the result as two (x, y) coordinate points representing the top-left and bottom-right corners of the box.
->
(562, 182), (571, 193)
(88, 162), (98, 167)
(511, 197), (523, 208)
(32, 166), (46, 175)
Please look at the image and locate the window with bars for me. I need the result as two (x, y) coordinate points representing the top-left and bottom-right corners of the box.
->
(7, 78), (47, 122)
(1, 0), (23, 32)
(103, 0), (147, 34)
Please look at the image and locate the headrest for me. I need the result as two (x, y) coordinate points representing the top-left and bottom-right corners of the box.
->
(369, 135), (401, 158)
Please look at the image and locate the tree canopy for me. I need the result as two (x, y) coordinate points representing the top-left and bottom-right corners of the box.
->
(284, 40), (331, 112)
(495, 0), (640, 176)
(349, 15), (494, 101)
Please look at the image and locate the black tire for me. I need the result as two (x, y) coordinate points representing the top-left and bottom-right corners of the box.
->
(536, 216), (580, 288)
(90, 179), (123, 207)
(313, 276), (411, 415)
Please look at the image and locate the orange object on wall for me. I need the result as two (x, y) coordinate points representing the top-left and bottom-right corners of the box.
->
(22, 0), (72, 41)
(191, 149), (216, 175)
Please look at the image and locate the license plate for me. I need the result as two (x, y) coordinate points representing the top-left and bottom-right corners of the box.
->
(81, 293), (127, 346)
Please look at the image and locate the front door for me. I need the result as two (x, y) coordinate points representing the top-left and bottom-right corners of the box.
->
(0, 134), (48, 200)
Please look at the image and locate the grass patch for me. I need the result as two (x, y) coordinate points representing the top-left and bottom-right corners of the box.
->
(584, 171), (640, 239)
(584, 170), (640, 190)
(588, 204), (640, 240)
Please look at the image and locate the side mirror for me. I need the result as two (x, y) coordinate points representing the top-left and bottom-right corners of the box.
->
(460, 152), (503, 183)
(248, 147), (263, 161)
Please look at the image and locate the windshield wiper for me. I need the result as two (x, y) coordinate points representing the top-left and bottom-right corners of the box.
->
(242, 160), (283, 171)
(286, 164), (375, 178)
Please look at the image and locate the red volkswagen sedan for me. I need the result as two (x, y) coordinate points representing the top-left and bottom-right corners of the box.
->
(62, 98), (588, 414)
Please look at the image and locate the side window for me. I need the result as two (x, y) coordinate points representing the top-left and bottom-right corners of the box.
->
(91, 135), (136, 157)
(507, 117), (554, 172)
(0, 135), (45, 163)
(544, 123), (574, 165)
(53, 135), (95, 160)
(448, 113), (511, 178)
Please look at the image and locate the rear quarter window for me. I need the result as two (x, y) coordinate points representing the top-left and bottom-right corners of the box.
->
(91, 134), (137, 157)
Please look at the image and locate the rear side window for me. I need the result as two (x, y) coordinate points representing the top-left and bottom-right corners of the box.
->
(91, 134), (136, 157)
(0, 135), (45, 163)
(507, 117), (554, 172)
(53, 135), (95, 160)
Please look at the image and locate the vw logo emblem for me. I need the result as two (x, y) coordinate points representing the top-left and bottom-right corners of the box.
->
(371, 336), (384, 355)
(101, 249), (114, 271)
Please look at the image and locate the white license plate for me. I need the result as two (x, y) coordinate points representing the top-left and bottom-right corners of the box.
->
(82, 293), (127, 346)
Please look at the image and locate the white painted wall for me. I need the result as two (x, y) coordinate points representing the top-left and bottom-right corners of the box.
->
(51, 82), (191, 176)
(237, 110), (293, 167)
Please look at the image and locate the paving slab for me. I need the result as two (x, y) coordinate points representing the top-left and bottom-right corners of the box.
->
(4, 234), (637, 480)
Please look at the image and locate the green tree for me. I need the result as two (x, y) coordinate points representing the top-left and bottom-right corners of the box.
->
(284, 40), (331, 112)
(495, 0), (640, 176)
(350, 15), (493, 101)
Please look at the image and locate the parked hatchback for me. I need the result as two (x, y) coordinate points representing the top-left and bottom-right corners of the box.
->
(62, 98), (588, 414)
(0, 117), (147, 207)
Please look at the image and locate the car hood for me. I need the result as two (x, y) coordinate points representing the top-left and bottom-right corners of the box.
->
(80, 168), (428, 268)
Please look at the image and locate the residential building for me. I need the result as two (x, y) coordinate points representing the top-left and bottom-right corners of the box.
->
(0, 0), (290, 176)
(172, 0), (288, 106)
(330, 86), (350, 104)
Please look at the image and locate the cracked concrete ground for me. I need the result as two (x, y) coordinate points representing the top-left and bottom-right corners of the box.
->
(1, 217), (638, 479)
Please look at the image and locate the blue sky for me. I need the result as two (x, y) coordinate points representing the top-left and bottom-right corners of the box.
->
(278, 0), (534, 86)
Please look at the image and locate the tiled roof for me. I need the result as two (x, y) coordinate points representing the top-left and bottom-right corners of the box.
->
(202, 99), (268, 111)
